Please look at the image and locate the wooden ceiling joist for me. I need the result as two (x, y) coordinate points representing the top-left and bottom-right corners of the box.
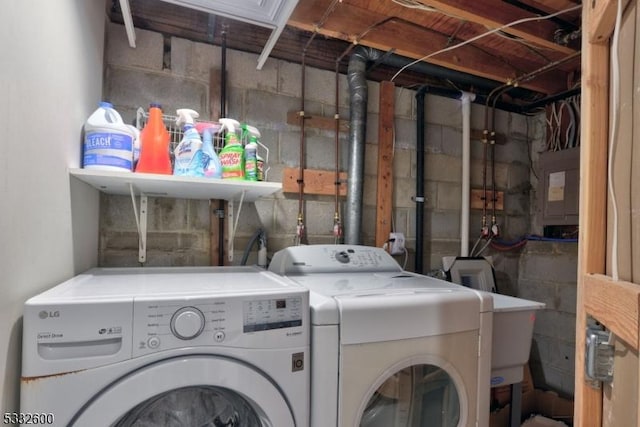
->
(289, 0), (574, 94)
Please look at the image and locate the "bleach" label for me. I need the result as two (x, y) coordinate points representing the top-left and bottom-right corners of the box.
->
(83, 131), (134, 171)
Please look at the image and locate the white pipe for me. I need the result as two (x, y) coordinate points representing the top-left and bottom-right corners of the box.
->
(460, 92), (475, 256)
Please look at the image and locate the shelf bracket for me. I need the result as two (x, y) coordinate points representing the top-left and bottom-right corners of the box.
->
(227, 190), (247, 263)
(129, 183), (148, 264)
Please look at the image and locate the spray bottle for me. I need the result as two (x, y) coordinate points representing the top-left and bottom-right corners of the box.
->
(198, 123), (223, 179)
(218, 118), (244, 180)
(173, 109), (204, 177)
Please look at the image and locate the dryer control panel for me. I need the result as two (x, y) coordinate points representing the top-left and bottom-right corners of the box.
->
(269, 244), (403, 275)
(132, 292), (306, 357)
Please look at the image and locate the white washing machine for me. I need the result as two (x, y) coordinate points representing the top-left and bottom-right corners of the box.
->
(269, 245), (493, 427)
(21, 266), (309, 427)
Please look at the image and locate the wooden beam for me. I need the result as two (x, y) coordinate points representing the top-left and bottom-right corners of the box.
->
(584, 274), (640, 350)
(287, 111), (349, 132)
(575, 2), (609, 425)
(414, 0), (577, 54)
(288, 1), (570, 94)
(282, 167), (347, 196)
(375, 81), (395, 248)
(588, 0), (629, 43)
(470, 189), (504, 211)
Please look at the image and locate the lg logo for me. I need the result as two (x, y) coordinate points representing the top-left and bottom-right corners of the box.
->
(38, 310), (60, 319)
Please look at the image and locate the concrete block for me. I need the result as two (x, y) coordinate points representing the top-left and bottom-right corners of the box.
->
(227, 49), (278, 92)
(395, 86), (414, 118)
(426, 154), (462, 183)
(394, 118), (419, 150)
(226, 87), (245, 119)
(100, 249), (141, 267)
(520, 252), (578, 284)
(100, 194), (137, 230)
(426, 95), (461, 128)
(469, 159), (508, 188)
(436, 182), (462, 211)
(426, 211), (461, 240)
(393, 178), (417, 208)
(105, 68), (208, 118)
(392, 208), (410, 236)
(101, 231), (138, 251)
(367, 80), (380, 114)
(442, 126), (462, 157)
(556, 281), (578, 314)
(306, 134), (340, 169)
(170, 37), (220, 81)
(393, 149), (414, 178)
(508, 163), (532, 191)
(244, 91), (298, 128)
(361, 205), (377, 243)
(188, 200), (211, 231)
(504, 215), (529, 240)
(509, 112), (529, 141)
(494, 139), (530, 164)
(235, 199), (275, 233)
(305, 201), (337, 235)
(279, 60), (302, 97)
(363, 173), (377, 208)
(364, 143), (379, 177)
(365, 112), (379, 144)
(306, 66), (337, 105)
(106, 23), (164, 71)
(274, 198), (302, 234)
(148, 198), (188, 231)
(504, 189), (529, 216)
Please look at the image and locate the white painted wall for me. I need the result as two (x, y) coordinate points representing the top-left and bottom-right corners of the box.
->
(0, 0), (104, 412)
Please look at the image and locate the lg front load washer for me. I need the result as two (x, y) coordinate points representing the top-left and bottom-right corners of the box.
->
(21, 266), (309, 427)
(269, 245), (493, 427)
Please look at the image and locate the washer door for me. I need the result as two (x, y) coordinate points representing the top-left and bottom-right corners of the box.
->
(359, 364), (461, 427)
(70, 355), (295, 427)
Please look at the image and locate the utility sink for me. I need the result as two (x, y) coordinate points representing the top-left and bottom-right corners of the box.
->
(490, 293), (545, 387)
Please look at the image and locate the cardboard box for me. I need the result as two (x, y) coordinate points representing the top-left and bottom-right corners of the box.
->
(490, 389), (574, 427)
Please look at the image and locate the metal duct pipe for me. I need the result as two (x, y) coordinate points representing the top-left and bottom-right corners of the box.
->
(345, 46), (383, 244)
(415, 86), (427, 274)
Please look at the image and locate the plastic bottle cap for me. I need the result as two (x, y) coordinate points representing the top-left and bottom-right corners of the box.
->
(99, 101), (114, 108)
(149, 102), (162, 109)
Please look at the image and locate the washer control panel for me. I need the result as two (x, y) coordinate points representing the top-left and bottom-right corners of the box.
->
(269, 244), (403, 274)
(132, 292), (306, 356)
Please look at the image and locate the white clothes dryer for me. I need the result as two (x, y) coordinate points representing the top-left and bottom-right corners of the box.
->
(21, 266), (309, 427)
(269, 245), (493, 427)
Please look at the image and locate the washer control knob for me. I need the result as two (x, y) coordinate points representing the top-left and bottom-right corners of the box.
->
(170, 307), (205, 340)
(336, 251), (350, 264)
(214, 331), (225, 342)
(147, 336), (161, 349)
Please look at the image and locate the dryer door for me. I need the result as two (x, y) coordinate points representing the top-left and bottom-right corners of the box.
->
(359, 364), (461, 427)
(70, 355), (296, 427)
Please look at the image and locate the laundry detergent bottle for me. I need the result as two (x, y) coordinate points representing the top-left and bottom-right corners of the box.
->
(218, 118), (244, 180)
(135, 103), (172, 174)
(173, 109), (205, 177)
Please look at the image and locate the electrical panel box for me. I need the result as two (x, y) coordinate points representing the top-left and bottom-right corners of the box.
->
(537, 147), (580, 227)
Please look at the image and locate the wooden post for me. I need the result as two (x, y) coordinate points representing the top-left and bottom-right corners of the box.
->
(575, 2), (611, 425)
(375, 81), (395, 248)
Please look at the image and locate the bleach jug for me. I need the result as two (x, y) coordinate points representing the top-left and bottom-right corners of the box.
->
(135, 103), (172, 175)
(83, 102), (134, 172)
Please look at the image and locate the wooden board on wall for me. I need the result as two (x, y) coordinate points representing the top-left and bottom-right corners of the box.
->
(282, 167), (347, 196)
(286, 111), (349, 133)
(470, 189), (504, 211)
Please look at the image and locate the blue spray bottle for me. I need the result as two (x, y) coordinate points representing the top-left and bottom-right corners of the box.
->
(200, 124), (223, 179)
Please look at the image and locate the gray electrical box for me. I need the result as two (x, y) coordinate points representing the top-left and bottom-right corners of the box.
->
(537, 147), (580, 226)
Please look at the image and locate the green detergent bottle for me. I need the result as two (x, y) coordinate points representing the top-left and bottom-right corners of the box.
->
(218, 118), (244, 180)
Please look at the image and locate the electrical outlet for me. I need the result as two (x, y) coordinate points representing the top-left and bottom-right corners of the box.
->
(389, 232), (405, 255)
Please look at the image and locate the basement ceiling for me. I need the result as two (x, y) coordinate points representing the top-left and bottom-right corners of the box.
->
(110, 0), (582, 106)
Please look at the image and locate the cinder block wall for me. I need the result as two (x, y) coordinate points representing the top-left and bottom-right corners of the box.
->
(101, 23), (537, 271)
(517, 241), (578, 397)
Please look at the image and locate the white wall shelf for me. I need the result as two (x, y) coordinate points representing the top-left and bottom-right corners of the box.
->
(70, 168), (281, 263)
(69, 168), (281, 202)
